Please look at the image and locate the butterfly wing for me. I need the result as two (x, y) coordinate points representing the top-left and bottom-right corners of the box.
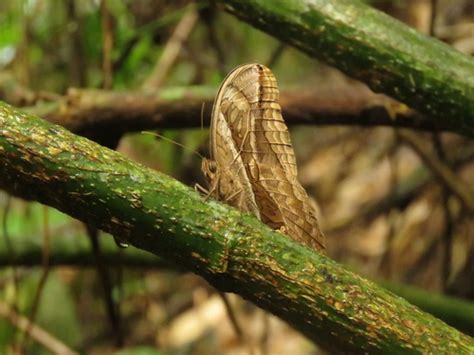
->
(206, 64), (324, 251)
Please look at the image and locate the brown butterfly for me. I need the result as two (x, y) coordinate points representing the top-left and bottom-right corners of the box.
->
(202, 63), (324, 251)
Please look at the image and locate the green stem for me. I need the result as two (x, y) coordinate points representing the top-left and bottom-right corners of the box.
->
(0, 101), (472, 352)
(218, 0), (474, 137)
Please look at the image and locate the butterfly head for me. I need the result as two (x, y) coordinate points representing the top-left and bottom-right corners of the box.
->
(201, 158), (218, 181)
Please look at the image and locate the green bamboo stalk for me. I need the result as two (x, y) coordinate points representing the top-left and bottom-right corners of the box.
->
(218, 0), (474, 137)
(0, 101), (473, 352)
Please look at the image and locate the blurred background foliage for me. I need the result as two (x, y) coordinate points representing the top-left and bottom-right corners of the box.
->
(0, 0), (473, 354)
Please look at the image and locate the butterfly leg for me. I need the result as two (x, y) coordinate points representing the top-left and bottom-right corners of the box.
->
(196, 183), (215, 201)
(201, 158), (221, 200)
(224, 189), (243, 203)
(199, 176), (221, 201)
(194, 183), (209, 195)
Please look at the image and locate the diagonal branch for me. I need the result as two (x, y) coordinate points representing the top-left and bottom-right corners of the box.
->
(0, 102), (472, 352)
(141, 8), (199, 91)
(217, 0), (474, 137)
(327, 143), (474, 233)
(397, 129), (474, 212)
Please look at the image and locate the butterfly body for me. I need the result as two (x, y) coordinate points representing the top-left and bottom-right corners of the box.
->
(203, 64), (324, 251)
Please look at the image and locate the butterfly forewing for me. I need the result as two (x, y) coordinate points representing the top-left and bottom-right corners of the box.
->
(204, 64), (324, 251)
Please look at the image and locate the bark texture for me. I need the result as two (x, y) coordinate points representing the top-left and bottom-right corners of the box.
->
(218, 0), (474, 137)
(0, 102), (472, 353)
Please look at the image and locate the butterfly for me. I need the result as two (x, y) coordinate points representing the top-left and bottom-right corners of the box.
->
(202, 63), (324, 251)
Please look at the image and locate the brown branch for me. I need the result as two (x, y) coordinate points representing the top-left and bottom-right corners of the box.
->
(142, 8), (199, 91)
(22, 85), (453, 140)
(0, 73), (64, 110)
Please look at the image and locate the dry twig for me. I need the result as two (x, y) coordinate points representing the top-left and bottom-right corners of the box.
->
(142, 8), (199, 91)
(0, 300), (78, 355)
(101, 0), (114, 89)
(397, 129), (474, 212)
(22, 87), (452, 140)
(22, 206), (52, 348)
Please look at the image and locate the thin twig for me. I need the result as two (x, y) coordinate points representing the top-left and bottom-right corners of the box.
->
(397, 129), (474, 212)
(0, 300), (78, 355)
(22, 205), (52, 347)
(266, 42), (286, 69)
(87, 226), (124, 347)
(101, 0), (114, 89)
(431, 133), (455, 291)
(380, 138), (401, 278)
(327, 143), (474, 233)
(18, 8), (32, 86)
(65, 0), (87, 87)
(142, 8), (198, 91)
(199, 2), (227, 75)
(217, 292), (244, 342)
(112, 35), (139, 74)
(259, 311), (270, 355)
(217, 292), (256, 355)
(428, 0), (455, 293)
(1, 195), (19, 310)
(429, 0), (437, 37)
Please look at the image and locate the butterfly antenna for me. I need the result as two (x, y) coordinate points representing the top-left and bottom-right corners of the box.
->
(141, 131), (204, 160)
(200, 101), (206, 131)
